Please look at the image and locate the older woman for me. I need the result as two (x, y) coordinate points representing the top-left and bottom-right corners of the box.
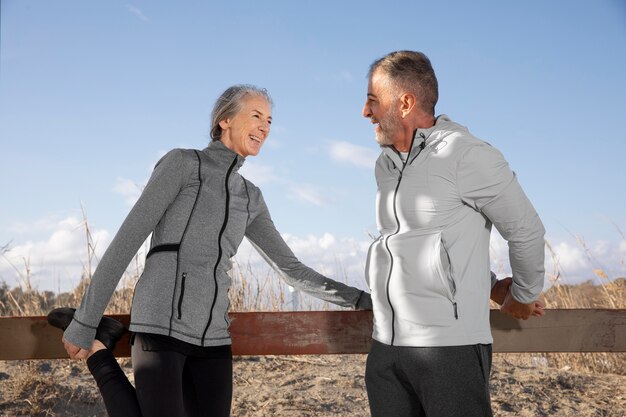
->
(51, 84), (371, 417)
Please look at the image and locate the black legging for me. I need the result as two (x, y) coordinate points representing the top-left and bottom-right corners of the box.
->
(87, 337), (232, 417)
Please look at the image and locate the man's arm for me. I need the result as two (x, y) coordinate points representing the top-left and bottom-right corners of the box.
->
(458, 142), (546, 313)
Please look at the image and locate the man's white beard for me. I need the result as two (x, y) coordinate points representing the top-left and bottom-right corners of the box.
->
(375, 108), (402, 146)
(375, 130), (394, 146)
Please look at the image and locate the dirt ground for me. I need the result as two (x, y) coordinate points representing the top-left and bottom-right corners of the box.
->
(0, 354), (624, 416)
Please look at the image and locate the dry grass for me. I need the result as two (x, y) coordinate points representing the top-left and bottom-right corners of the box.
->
(532, 237), (625, 375)
(0, 220), (625, 416)
(1, 222), (625, 375)
(0, 360), (104, 416)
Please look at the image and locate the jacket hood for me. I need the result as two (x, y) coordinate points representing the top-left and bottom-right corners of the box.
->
(413, 114), (469, 151)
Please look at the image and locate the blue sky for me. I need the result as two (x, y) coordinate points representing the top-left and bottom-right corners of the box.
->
(1, 0), (625, 293)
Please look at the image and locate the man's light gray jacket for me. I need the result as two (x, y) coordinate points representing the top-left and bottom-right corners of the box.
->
(65, 140), (366, 349)
(365, 115), (545, 347)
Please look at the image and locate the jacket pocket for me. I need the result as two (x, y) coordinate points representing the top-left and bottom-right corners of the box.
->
(432, 233), (458, 318)
(385, 232), (457, 326)
(177, 272), (187, 319)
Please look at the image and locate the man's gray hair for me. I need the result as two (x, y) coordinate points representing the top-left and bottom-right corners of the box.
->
(368, 51), (438, 116)
(210, 84), (273, 141)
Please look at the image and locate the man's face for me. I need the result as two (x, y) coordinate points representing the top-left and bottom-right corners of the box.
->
(362, 71), (403, 146)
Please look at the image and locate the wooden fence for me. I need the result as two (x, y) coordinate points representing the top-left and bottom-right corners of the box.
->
(1, 309), (625, 360)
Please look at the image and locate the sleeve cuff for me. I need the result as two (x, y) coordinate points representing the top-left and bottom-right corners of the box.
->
(63, 318), (97, 350)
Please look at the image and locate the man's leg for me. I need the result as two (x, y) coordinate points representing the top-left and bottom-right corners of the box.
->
(365, 340), (426, 417)
(399, 344), (493, 417)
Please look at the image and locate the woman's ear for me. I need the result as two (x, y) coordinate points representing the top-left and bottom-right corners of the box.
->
(219, 118), (230, 130)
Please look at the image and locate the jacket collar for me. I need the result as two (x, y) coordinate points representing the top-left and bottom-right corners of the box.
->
(413, 114), (451, 150)
(380, 114), (452, 167)
(201, 140), (246, 172)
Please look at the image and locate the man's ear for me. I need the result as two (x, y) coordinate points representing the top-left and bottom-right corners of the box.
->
(400, 93), (417, 118)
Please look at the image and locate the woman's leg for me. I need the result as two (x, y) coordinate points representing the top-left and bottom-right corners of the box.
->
(181, 348), (233, 417)
(86, 345), (142, 417)
(47, 308), (140, 416)
(131, 334), (188, 417)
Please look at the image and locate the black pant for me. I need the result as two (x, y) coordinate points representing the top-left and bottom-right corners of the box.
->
(365, 340), (493, 417)
(87, 336), (232, 417)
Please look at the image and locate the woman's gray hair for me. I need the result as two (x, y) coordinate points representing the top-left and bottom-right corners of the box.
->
(210, 84), (273, 141)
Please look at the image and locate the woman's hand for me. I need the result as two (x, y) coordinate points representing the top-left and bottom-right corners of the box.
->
(63, 338), (95, 359)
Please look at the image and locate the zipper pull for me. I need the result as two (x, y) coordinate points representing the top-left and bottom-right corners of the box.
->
(453, 302), (458, 319)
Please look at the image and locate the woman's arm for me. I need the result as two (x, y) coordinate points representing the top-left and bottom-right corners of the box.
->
(63, 149), (189, 349)
(244, 192), (370, 309)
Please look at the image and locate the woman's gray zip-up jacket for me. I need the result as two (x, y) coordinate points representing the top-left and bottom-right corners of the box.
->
(365, 115), (545, 347)
(65, 140), (368, 349)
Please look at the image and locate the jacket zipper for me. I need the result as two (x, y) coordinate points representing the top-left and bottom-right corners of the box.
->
(385, 132), (426, 346)
(177, 272), (187, 319)
(201, 155), (238, 345)
(383, 174), (403, 346)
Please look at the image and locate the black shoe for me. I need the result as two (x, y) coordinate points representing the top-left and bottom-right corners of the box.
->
(47, 307), (127, 350)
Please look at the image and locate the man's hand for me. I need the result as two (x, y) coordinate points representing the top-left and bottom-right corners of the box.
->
(492, 277), (545, 320)
(500, 290), (545, 320)
(490, 277), (512, 305)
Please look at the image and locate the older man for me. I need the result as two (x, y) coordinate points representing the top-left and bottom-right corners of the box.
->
(361, 50), (546, 416)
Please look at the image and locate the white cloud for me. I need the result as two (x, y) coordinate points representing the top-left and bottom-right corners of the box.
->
(113, 177), (143, 206)
(234, 233), (371, 291)
(0, 216), (150, 293)
(8, 215), (70, 235)
(112, 151), (166, 206)
(318, 233), (336, 249)
(125, 5), (150, 22)
(4, 214), (623, 297)
(288, 184), (328, 206)
(545, 241), (590, 281)
(329, 141), (378, 169)
(489, 230), (625, 287)
(242, 158), (337, 208)
(240, 161), (330, 207)
(239, 162), (278, 185)
(590, 239), (610, 256)
(0, 216), (112, 292)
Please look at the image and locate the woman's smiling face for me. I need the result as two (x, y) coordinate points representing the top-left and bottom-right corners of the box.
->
(219, 95), (272, 158)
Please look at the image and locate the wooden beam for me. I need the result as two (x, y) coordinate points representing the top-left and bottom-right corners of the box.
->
(229, 310), (373, 355)
(491, 308), (626, 353)
(0, 309), (624, 360)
